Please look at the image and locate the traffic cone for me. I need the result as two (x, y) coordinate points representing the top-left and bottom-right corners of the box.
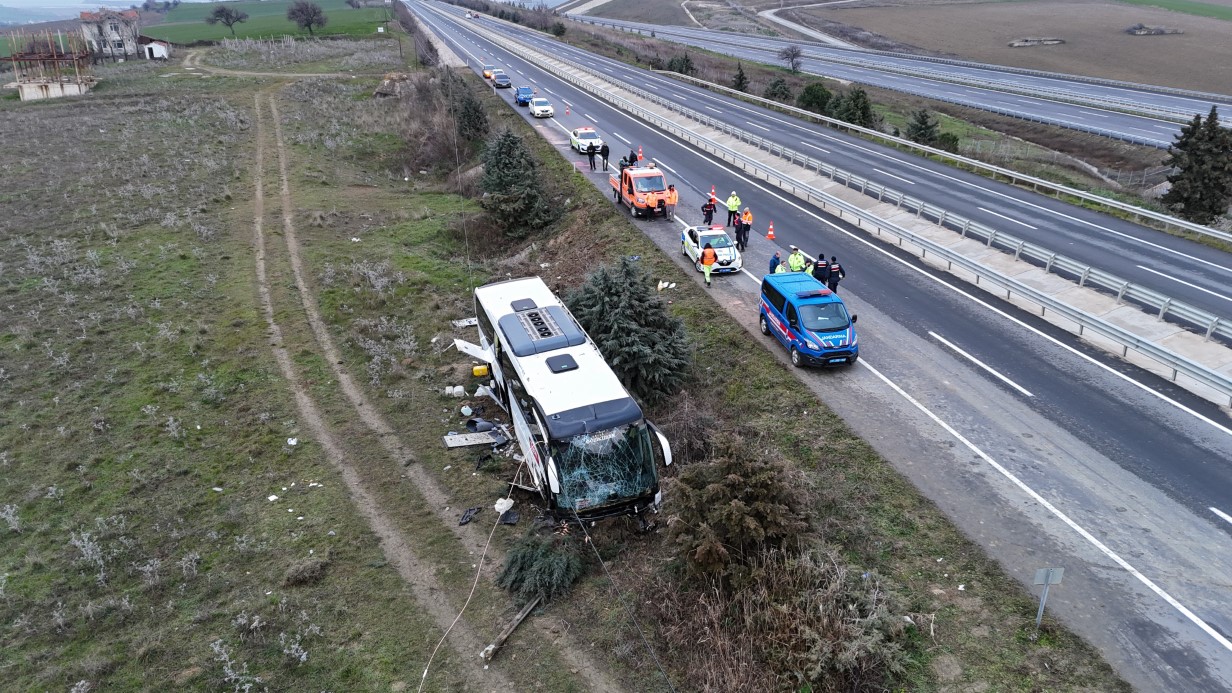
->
(710, 184), (716, 198)
(637, 145), (643, 161)
(565, 106), (569, 115)
(766, 222), (775, 240)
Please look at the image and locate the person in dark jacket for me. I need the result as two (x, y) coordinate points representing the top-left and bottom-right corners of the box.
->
(768, 251), (782, 274)
(811, 253), (830, 284)
(586, 143), (597, 171)
(827, 256), (846, 292)
(599, 143), (610, 171)
(701, 196), (717, 225)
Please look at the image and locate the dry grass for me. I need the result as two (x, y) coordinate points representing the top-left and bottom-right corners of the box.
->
(804, 0), (1232, 93)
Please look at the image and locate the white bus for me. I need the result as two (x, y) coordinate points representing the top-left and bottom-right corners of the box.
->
(455, 277), (673, 525)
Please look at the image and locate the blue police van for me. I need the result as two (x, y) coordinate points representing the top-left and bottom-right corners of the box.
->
(759, 272), (858, 367)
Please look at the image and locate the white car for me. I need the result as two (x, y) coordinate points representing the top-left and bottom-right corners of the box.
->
(569, 126), (604, 153)
(681, 225), (743, 274)
(529, 97), (554, 118)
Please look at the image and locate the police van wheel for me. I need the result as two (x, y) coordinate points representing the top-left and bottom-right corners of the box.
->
(790, 347), (803, 368)
(630, 204), (637, 218)
(759, 315), (770, 336)
(695, 260), (703, 273)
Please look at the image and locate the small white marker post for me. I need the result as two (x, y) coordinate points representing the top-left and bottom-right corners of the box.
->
(1033, 567), (1064, 630)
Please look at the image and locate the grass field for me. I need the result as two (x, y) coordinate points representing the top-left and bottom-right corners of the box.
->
(143, 0), (389, 43)
(1116, 0), (1232, 19)
(805, 0), (1232, 94)
(0, 33), (1130, 691)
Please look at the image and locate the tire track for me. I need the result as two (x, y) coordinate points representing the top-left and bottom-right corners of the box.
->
(266, 95), (623, 692)
(252, 92), (509, 692)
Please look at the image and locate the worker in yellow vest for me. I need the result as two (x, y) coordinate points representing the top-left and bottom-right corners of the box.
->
(725, 191), (741, 227)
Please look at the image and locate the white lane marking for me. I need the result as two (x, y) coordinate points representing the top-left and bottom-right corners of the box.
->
(645, 83), (659, 90)
(585, 113), (598, 123)
(859, 358), (1232, 656)
(1136, 265), (1232, 303)
(650, 158), (679, 175)
(676, 144), (1232, 439)
(542, 87), (554, 95)
(746, 121), (771, 132)
(929, 331), (1034, 397)
(1078, 109), (1111, 118)
(978, 206), (1038, 230)
(1212, 507), (1232, 526)
(613, 132), (631, 144)
(562, 100), (572, 108)
(873, 168), (915, 185)
(1156, 124), (1182, 131)
(801, 141), (831, 155)
(706, 105), (723, 114)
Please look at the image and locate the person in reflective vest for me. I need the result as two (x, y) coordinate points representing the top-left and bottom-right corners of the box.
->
(738, 207), (753, 251)
(787, 245), (806, 272)
(666, 185), (679, 220)
(700, 242), (717, 287)
(725, 191), (741, 226)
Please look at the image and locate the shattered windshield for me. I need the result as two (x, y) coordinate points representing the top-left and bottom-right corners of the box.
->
(800, 302), (850, 333)
(551, 423), (657, 513)
(634, 174), (666, 193)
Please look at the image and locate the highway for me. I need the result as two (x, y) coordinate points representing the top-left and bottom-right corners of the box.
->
(565, 16), (1232, 148)
(458, 13), (1232, 336)
(409, 3), (1232, 690)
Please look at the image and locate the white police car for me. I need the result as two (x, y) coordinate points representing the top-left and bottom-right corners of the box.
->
(681, 225), (743, 274)
(569, 126), (604, 153)
(529, 97), (554, 118)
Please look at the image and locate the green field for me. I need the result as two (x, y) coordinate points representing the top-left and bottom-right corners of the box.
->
(1115, 0), (1232, 20)
(143, 0), (390, 43)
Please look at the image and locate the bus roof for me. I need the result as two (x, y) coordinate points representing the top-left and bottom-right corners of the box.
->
(474, 278), (640, 436)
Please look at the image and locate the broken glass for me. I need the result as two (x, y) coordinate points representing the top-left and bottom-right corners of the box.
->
(551, 423), (657, 514)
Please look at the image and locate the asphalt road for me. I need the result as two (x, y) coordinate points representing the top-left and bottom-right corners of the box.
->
(411, 3), (1232, 690)
(567, 16), (1232, 148)
(462, 15), (1232, 335)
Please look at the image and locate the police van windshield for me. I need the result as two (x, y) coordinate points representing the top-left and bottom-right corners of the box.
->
(800, 302), (850, 332)
(550, 423), (657, 513)
(634, 174), (666, 193)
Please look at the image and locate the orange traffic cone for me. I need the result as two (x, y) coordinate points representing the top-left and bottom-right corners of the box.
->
(565, 106), (570, 115)
(637, 145), (643, 161)
(766, 222), (775, 240)
(710, 184), (716, 198)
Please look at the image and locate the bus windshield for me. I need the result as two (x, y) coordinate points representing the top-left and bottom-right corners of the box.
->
(551, 422), (658, 514)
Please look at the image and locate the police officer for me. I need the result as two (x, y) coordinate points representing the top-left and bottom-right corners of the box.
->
(701, 196), (717, 225)
(811, 253), (830, 284)
(827, 256), (846, 292)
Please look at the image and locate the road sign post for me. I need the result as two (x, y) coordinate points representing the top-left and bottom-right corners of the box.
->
(1033, 567), (1064, 630)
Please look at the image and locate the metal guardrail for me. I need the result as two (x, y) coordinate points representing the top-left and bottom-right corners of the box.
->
(427, 4), (1232, 404)
(566, 16), (1172, 145)
(658, 72), (1232, 247)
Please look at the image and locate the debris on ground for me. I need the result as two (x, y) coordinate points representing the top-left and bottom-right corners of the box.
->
(459, 506), (481, 525)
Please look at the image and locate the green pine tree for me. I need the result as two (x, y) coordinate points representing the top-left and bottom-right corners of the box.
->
(1162, 107), (1232, 225)
(833, 86), (876, 128)
(566, 258), (691, 406)
(480, 128), (557, 238)
(796, 82), (832, 116)
(732, 61), (749, 93)
(453, 88), (489, 142)
(762, 77), (793, 103)
(905, 108), (940, 147)
(667, 52), (696, 76)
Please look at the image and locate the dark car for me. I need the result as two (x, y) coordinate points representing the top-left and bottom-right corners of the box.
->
(493, 73), (512, 89)
(514, 85), (535, 105)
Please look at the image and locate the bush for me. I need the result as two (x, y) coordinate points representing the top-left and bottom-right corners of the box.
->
(797, 82), (832, 116)
(763, 77), (793, 103)
(496, 532), (584, 604)
(550, 21), (566, 37)
(480, 127), (558, 238)
(668, 434), (808, 586)
(566, 257), (691, 406)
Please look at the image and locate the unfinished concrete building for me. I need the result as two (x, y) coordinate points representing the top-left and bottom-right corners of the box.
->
(2, 32), (97, 101)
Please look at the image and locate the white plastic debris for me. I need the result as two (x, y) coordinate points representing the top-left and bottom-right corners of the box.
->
(196, 424), (201, 430)
(287, 437), (298, 446)
(297, 516), (304, 520)
(656, 281), (668, 292)
(668, 283), (677, 289)
(443, 465), (452, 471)
(494, 498), (515, 514)
(212, 487), (224, 493)
(461, 405), (473, 417)
(351, 237), (361, 242)
(958, 584), (966, 591)
(268, 495), (279, 501)
(328, 531), (336, 536)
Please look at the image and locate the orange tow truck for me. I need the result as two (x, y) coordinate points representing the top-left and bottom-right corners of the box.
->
(610, 162), (669, 219)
